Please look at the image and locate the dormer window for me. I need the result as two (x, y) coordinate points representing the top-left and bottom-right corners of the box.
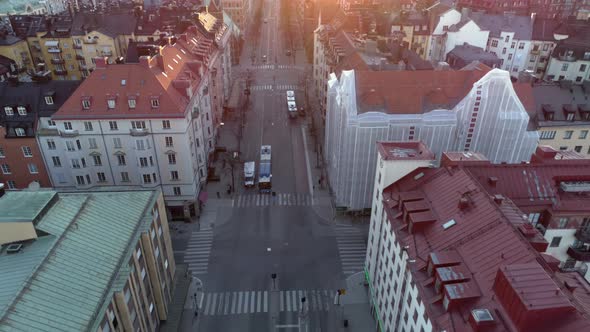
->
(17, 106), (27, 116)
(128, 99), (136, 109)
(4, 107), (14, 116)
(82, 98), (91, 109)
(107, 98), (116, 109)
(45, 96), (54, 105)
(151, 98), (160, 108)
(15, 128), (25, 136)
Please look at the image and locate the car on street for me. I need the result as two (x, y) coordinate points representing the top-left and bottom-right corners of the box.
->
(262, 55), (267, 63)
(287, 101), (298, 119)
(286, 90), (295, 101)
(286, 50), (291, 56)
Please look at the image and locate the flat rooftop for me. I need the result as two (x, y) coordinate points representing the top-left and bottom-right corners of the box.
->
(377, 141), (435, 161)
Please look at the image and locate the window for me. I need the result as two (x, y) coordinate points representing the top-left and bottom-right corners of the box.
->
(117, 155), (126, 165)
(66, 141), (75, 151)
(28, 163), (38, 174)
(581, 64), (587, 72)
(140, 157), (148, 167)
(173, 187), (182, 196)
(113, 137), (122, 149)
(52, 156), (61, 167)
(97, 172), (107, 182)
(47, 119), (56, 127)
(558, 217), (569, 228)
(4, 107), (13, 116)
(107, 99), (116, 109)
(168, 154), (176, 165)
(1, 164), (11, 174)
(0, 147), (3, 158)
(510, 41), (515, 49)
(45, 96), (54, 105)
(502, 47), (507, 55)
(580, 130), (588, 139)
(93, 155), (102, 166)
(567, 112), (575, 121)
(15, 128), (25, 136)
(22, 146), (32, 157)
(562, 63), (569, 71)
(71, 159), (81, 168)
(576, 76), (583, 82)
(196, 138), (200, 147)
(508, 53), (513, 60)
(84, 121), (93, 131)
(505, 36), (510, 43)
(128, 99), (136, 109)
(151, 98), (160, 108)
(131, 121), (146, 129)
(575, 146), (582, 153)
(491, 39), (498, 47)
(560, 146), (568, 151)
(550, 236), (562, 247)
(82, 99), (91, 109)
(76, 175), (85, 185)
(143, 174), (152, 184)
(17, 106), (27, 116)
(165, 136), (173, 147)
(64, 122), (73, 130)
(7, 180), (16, 189)
(171, 170), (179, 180)
(109, 121), (118, 130)
(88, 138), (97, 149)
(543, 44), (549, 51)
(518, 42), (524, 49)
(121, 172), (130, 182)
(564, 130), (573, 139)
(136, 140), (145, 150)
(162, 120), (171, 129)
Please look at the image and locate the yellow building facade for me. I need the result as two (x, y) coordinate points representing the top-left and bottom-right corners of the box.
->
(0, 36), (34, 72)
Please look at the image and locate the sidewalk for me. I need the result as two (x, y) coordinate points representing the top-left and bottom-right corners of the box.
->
(337, 271), (377, 332)
(160, 264), (191, 332)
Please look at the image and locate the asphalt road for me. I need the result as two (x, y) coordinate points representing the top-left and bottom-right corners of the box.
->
(174, 1), (364, 331)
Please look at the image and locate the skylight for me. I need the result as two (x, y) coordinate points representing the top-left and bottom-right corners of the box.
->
(442, 219), (456, 230)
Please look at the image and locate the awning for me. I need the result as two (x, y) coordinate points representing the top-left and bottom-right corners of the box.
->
(44, 40), (59, 47)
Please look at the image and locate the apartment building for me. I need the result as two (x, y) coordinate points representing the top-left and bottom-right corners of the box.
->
(9, 15), (48, 71)
(220, 0), (251, 33)
(457, 0), (589, 19)
(39, 39), (217, 218)
(526, 18), (559, 77)
(325, 67), (538, 210)
(365, 142), (590, 332)
(37, 15), (84, 80)
(0, 80), (80, 189)
(545, 19), (590, 84)
(0, 33), (33, 72)
(0, 188), (175, 331)
(531, 82), (590, 155)
(0, 0), (69, 16)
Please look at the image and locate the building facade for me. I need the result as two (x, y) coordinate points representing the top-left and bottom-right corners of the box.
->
(544, 19), (590, 84)
(0, 189), (175, 331)
(0, 34), (33, 73)
(0, 80), (80, 190)
(39, 39), (217, 218)
(220, 0), (251, 33)
(325, 68), (538, 210)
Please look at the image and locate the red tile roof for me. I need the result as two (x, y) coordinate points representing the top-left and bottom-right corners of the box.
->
(354, 67), (490, 114)
(382, 161), (590, 331)
(54, 31), (209, 120)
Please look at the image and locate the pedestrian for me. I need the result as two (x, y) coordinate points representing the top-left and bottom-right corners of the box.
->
(216, 191), (220, 199)
(226, 189), (231, 196)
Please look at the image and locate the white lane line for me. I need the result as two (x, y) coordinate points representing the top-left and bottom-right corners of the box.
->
(298, 290), (304, 310)
(231, 292), (238, 314)
(285, 291), (290, 312)
(237, 291), (243, 314)
(264, 291), (268, 312)
(301, 126), (314, 197)
(224, 293), (230, 315)
(250, 291), (255, 313)
(205, 294), (213, 315)
(257, 291), (262, 313)
(291, 290), (298, 312)
(210, 293), (218, 315)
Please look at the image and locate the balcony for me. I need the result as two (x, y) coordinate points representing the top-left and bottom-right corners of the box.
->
(59, 129), (79, 137)
(558, 54), (577, 62)
(75, 54), (85, 60)
(576, 228), (590, 243)
(567, 246), (590, 262)
(47, 47), (61, 53)
(79, 64), (88, 71)
(53, 69), (68, 76)
(130, 128), (150, 136)
(50, 58), (65, 64)
(101, 50), (113, 56)
(531, 49), (540, 55)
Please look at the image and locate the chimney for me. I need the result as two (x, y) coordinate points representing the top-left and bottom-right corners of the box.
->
(493, 194), (504, 205)
(458, 197), (470, 210)
(94, 57), (108, 68)
(488, 177), (498, 187)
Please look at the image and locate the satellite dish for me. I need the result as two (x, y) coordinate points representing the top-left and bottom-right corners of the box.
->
(27, 181), (41, 191)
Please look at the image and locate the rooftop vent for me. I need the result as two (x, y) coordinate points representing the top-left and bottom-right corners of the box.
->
(442, 219), (456, 230)
(121, 79), (126, 86)
(487, 176), (498, 186)
(6, 243), (23, 254)
(493, 194), (504, 205)
(469, 308), (495, 330)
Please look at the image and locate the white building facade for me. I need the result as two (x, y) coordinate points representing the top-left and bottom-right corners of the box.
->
(324, 68), (538, 210)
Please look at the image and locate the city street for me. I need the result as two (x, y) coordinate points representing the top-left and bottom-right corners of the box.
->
(171, 1), (371, 331)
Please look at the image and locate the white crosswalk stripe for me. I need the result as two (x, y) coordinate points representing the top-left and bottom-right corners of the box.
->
(183, 228), (213, 275)
(249, 84), (302, 91)
(201, 290), (335, 316)
(250, 64), (302, 70)
(335, 224), (367, 276)
(234, 193), (313, 208)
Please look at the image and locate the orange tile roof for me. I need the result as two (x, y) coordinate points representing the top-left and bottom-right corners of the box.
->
(354, 67), (490, 114)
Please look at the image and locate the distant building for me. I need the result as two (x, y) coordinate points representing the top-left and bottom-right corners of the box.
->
(0, 31), (33, 72)
(531, 82), (590, 155)
(325, 68), (538, 210)
(545, 19), (590, 84)
(446, 43), (501, 69)
(0, 0), (69, 16)
(219, 0), (251, 34)
(0, 80), (80, 190)
(456, 0), (589, 19)
(365, 142), (590, 332)
(527, 18), (560, 77)
(0, 188), (175, 331)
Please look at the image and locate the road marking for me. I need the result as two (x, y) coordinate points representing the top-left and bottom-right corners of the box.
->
(301, 126), (314, 198)
(264, 291), (268, 312)
(285, 291), (291, 311)
(298, 290), (304, 310)
(237, 291), (244, 314)
(224, 293), (230, 315)
(232, 292), (238, 314)
(257, 291), (262, 312)
(210, 293), (218, 315)
(291, 290), (297, 311)
(205, 294), (213, 315)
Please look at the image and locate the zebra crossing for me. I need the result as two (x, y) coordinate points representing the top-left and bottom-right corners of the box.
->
(335, 224), (367, 276)
(201, 289), (335, 316)
(183, 228), (213, 275)
(251, 64), (301, 70)
(249, 84), (301, 91)
(233, 193), (313, 208)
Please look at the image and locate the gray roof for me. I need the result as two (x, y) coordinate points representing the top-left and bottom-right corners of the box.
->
(470, 13), (533, 40)
(72, 12), (138, 37)
(0, 34), (24, 46)
(532, 84), (590, 125)
(532, 19), (560, 41)
(448, 43), (500, 63)
(0, 190), (158, 332)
